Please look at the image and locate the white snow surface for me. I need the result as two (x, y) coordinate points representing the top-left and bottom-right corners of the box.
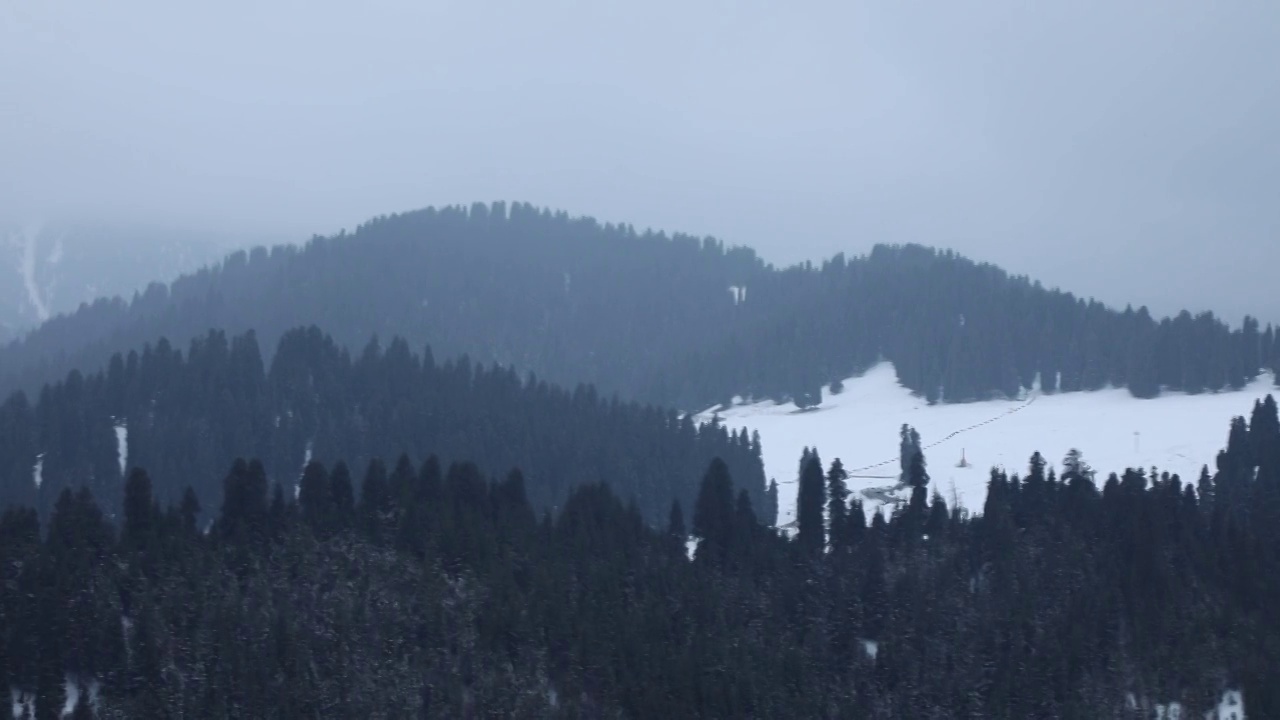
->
(701, 362), (1278, 526)
(32, 454), (44, 489)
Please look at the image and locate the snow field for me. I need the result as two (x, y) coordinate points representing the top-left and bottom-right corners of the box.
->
(700, 363), (1278, 526)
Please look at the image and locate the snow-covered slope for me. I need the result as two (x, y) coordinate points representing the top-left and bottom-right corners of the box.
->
(701, 363), (1278, 526)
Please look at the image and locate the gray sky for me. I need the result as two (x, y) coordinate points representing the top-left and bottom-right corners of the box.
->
(3, 1), (1278, 322)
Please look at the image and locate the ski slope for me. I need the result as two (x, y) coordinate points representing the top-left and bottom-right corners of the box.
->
(701, 363), (1279, 526)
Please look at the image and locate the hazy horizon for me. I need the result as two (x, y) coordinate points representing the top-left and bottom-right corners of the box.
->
(3, 1), (1278, 322)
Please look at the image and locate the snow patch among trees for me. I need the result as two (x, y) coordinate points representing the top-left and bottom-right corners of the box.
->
(32, 454), (43, 489)
(114, 421), (128, 476)
(10, 689), (32, 719)
(61, 676), (100, 718)
(1209, 689), (1244, 720)
(296, 440), (313, 499)
(685, 537), (700, 561)
(860, 639), (879, 661)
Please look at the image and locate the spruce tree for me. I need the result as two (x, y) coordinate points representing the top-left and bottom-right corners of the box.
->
(668, 499), (686, 540)
(179, 486), (200, 535)
(693, 458), (734, 562)
(329, 461), (355, 531)
(899, 425), (922, 485)
(269, 482), (286, 524)
(926, 492), (949, 539)
(827, 459), (850, 552)
(797, 450), (826, 556)
(358, 459), (389, 538)
(734, 489), (757, 549)
(298, 461), (331, 533)
(907, 450), (929, 490)
(122, 468), (155, 552)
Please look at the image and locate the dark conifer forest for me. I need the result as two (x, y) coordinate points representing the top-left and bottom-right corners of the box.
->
(2, 203), (1275, 410)
(0, 326), (766, 528)
(2, 400), (1278, 717)
(2, 204), (1278, 717)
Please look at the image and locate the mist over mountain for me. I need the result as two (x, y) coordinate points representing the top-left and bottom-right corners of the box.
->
(1, 220), (247, 342)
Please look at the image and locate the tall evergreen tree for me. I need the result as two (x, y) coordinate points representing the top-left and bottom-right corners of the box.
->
(692, 458), (735, 562)
(765, 478), (779, 528)
(298, 460), (331, 533)
(827, 459), (851, 552)
(358, 458), (390, 539)
(122, 467), (155, 552)
(797, 450), (826, 556)
(900, 425), (922, 485)
(907, 449), (929, 490)
(668, 499), (686, 540)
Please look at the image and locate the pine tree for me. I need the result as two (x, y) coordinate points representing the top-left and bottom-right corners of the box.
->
(388, 454), (416, 510)
(667, 499), (686, 540)
(693, 458), (734, 562)
(298, 461), (331, 533)
(1062, 448), (1094, 483)
(220, 458), (267, 539)
(329, 461), (355, 532)
(359, 458), (390, 531)
(734, 489), (758, 549)
(797, 450), (826, 556)
(122, 468), (155, 552)
(827, 459), (851, 552)
(1251, 394), (1280, 474)
(129, 608), (166, 716)
(862, 533), (888, 634)
(269, 481), (287, 524)
(907, 450), (929, 490)
(179, 486), (200, 535)
(765, 478), (779, 527)
(926, 491), (949, 539)
(847, 499), (867, 548)
(900, 425), (922, 485)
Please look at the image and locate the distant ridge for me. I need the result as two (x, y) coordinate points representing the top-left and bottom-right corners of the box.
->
(2, 202), (1275, 410)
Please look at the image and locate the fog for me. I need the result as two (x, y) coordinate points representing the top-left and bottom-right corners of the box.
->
(3, 1), (1278, 321)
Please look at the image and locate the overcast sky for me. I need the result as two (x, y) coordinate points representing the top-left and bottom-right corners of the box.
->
(3, 1), (1278, 321)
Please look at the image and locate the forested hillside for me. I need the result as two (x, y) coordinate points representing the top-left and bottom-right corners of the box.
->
(2, 203), (1275, 410)
(2, 397), (1277, 717)
(0, 326), (767, 526)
